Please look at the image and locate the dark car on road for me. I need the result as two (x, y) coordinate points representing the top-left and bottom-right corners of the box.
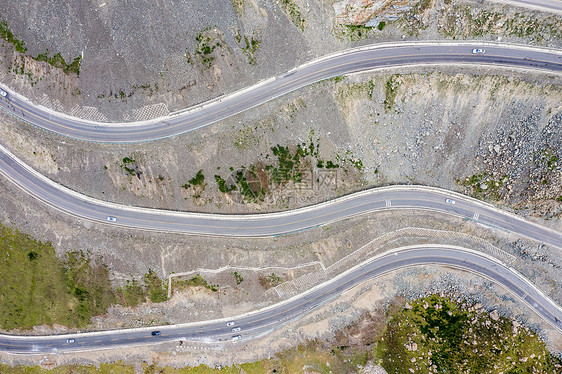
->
(151, 331), (161, 336)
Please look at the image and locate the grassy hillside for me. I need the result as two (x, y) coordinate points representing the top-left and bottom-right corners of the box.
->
(376, 295), (561, 373)
(0, 223), (114, 329)
(0, 222), (172, 330)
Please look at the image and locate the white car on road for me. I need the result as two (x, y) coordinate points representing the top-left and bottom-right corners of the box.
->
(0, 89), (7, 97)
(472, 48), (485, 54)
(106, 216), (117, 222)
(445, 199), (455, 204)
(226, 321), (236, 327)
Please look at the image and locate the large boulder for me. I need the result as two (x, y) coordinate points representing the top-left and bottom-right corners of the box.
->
(333, 0), (418, 26)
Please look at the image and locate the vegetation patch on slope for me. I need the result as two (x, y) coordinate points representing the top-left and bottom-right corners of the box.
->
(115, 269), (168, 307)
(215, 130), (362, 203)
(0, 223), (170, 329)
(172, 274), (218, 293)
(279, 0), (306, 31)
(0, 223), (114, 329)
(376, 295), (560, 373)
(1, 19), (81, 75)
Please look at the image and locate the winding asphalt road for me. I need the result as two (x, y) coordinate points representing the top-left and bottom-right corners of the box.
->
(0, 43), (561, 143)
(0, 245), (560, 354)
(0, 40), (561, 354)
(1, 143), (561, 247)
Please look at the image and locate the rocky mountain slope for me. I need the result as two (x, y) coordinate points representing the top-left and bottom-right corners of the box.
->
(0, 0), (560, 122)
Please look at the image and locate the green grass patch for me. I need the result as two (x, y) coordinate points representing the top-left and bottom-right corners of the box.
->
(0, 222), (168, 329)
(116, 278), (145, 307)
(64, 252), (115, 326)
(340, 25), (373, 41)
(0, 20), (81, 75)
(234, 167), (264, 202)
(235, 32), (260, 65)
(214, 175), (236, 193)
(0, 19), (27, 53)
(537, 149), (559, 172)
(259, 273), (282, 289)
(457, 172), (507, 200)
(195, 28), (221, 68)
(119, 156), (142, 177)
(35, 51), (82, 76)
(384, 74), (401, 110)
(187, 170), (205, 187)
(143, 269), (168, 303)
(279, 0), (306, 31)
(0, 223), (114, 329)
(115, 269), (169, 307)
(234, 123), (262, 150)
(377, 295), (561, 373)
(232, 271), (244, 286)
(221, 130), (363, 203)
(331, 75), (344, 83)
(230, 0), (244, 15)
(325, 160), (339, 169)
(172, 274), (218, 292)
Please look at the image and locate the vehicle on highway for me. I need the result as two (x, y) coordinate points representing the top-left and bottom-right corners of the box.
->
(106, 216), (117, 222)
(232, 327), (241, 332)
(226, 321), (236, 327)
(445, 199), (455, 204)
(472, 48), (485, 54)
(66, 338), (75, 343)
(231, 335), (242, 342)
(151, 331), (161, 336)
(0, 89), (7, 97)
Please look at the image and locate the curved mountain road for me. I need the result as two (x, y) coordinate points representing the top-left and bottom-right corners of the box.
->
(0, 43), (561, 143)
(1, 143), (561, 247)
(1, 245), (560, 354)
